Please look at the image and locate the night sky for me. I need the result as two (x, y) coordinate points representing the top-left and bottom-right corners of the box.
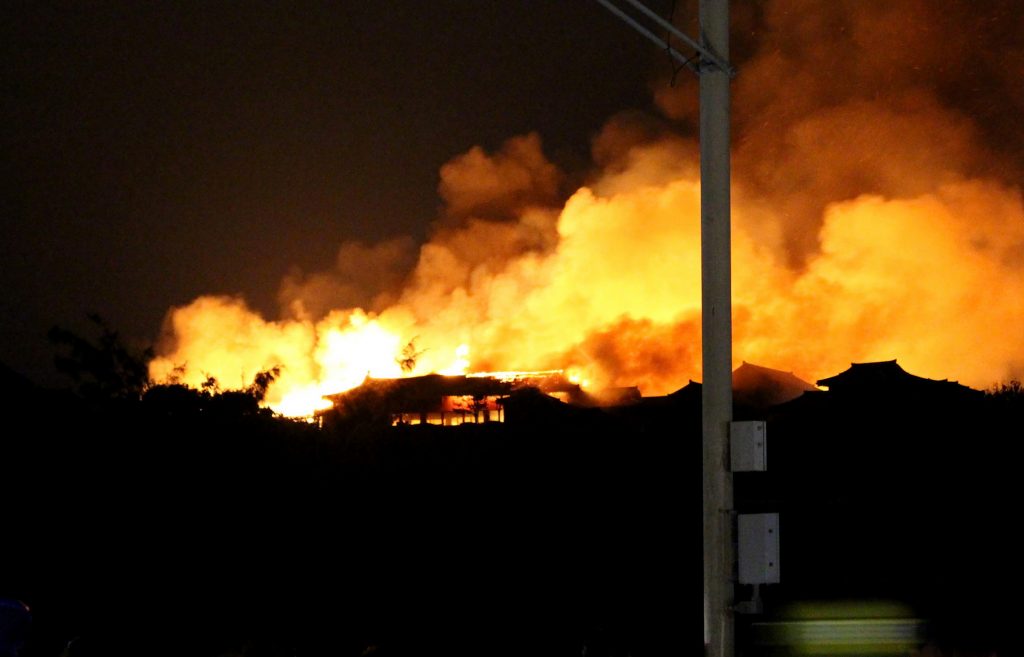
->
(1, 1), (662, 385)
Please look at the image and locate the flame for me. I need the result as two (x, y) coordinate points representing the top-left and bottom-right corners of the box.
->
(275, 385), (334, 418)
(149, 1), (1024, 417)
(315, 310), (404, 390)
(566, 368), (591, 389)
(440, 344), (471, 375)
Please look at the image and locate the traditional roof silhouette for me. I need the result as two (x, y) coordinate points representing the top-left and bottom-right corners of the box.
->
(651, 363), (817, 411)
(816, 359), (982, 399)
(733, 361), (818, 409)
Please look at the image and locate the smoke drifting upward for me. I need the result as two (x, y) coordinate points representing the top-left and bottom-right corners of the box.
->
(437, 132), (566, 224)
(151, 0), (1024, 414)
(659, 0), (1024, 262)
(278, 237), (417, 321)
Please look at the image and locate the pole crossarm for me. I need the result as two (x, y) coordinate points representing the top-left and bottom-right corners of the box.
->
(595, 0), (735, 76)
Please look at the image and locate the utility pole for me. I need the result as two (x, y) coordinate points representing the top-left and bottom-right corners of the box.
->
(595, 2), (734, 657)
(699, 3), (734, 657)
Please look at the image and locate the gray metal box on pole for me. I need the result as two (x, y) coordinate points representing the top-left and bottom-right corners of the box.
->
(738, 513), (780, 585)
(730, 421), (767, 471)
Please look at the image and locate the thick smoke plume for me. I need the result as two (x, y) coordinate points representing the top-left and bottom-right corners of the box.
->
(660, 0), (1024, 261)
(151, 0), (1024, 414)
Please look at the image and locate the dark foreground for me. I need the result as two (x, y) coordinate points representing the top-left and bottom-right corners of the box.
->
(3, 370), (1022, 656)
(1, 384), (693, 656)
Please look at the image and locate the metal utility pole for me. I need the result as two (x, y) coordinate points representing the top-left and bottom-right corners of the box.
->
(595, 2), (734, 657)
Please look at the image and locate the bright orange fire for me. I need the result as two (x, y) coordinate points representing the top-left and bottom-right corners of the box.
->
(149, 1), (1024, 416)
(150, 173), (1024, 417)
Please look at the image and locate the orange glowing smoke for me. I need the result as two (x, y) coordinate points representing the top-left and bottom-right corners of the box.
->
(149, 0), (1024, 416)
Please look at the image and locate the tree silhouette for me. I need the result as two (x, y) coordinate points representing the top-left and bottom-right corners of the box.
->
(140, 367), (280, 418)
(397, 338), (425, 374)
(48, 313), (153, 401)
(246, 366), (280, 402)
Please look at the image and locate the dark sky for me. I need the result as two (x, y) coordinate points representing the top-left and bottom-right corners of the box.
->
(1, 1), (664, 385)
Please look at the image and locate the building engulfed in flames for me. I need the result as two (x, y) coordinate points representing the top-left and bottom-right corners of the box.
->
(317, 370), (643, 429)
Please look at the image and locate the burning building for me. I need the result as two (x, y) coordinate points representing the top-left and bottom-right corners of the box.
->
(317, 370), (587, 430)
(317, 361), (823, 431)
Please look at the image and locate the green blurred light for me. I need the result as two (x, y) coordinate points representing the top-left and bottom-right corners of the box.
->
(751, 600), (925, 656)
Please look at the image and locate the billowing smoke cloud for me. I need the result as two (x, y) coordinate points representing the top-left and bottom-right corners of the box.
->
(660, 0), (1024, 262)
(151, 0), (1024, 413)
(278, 237), (416, 320)
(437, 132), (565, 224)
